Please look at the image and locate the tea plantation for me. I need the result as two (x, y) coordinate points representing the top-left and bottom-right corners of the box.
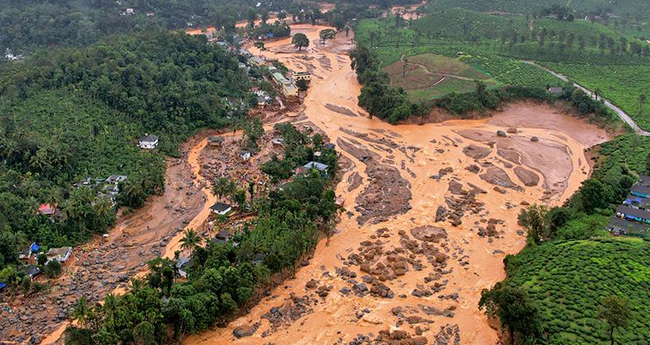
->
(504, 238), (650, 344)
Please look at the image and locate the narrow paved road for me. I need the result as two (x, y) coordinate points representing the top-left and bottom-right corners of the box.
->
(523, 61), (650, 136)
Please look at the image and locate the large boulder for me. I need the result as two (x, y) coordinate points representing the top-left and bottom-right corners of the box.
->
(233, 325), (255, 338)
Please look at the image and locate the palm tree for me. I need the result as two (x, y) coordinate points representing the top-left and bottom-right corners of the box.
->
(594, 88), (602, 101)
(102, 293), (120, 322)
(179, 229), (200, 256)
(71, 296), (91, 328)
(93, 197), (113, 219)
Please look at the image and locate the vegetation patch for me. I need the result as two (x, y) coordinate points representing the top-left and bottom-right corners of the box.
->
(502, 238), (650, 344)
(383, 53), (498, 101)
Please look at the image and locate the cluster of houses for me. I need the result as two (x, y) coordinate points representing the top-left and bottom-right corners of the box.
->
(607, 175), (650, 236)
(71, 174), (128, 205)
(3, 243), (74, 283)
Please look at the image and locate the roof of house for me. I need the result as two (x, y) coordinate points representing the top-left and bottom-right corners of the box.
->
(30, 242), (40, 252)
(624, 194), (650, 208)
(38, 204), (57, 215)
(139, 135), (159, 142)
(175, 257), (193, 269)
(106, 175), (127, 183)
(272, 72), (287, 83)
(324, 143), (336, 150)
(608, 217), (650, 233)
(47, 247), (72, 258)
(283, 82), (298, 93)
(208, 136), (224, 143)
(211, 202), (232, 212)
(616, 205), (650, 219)
(631, 185), (650, 196)
(548, 87), (563, 94)
(23, 265), (41, 277)
(303, 161), (328, 171)
(215, 229), (229, 240)
(0, 282), (6, 290)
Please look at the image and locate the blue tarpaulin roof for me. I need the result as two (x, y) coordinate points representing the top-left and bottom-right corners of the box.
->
(0, 282), (6, 290)
(30, 242), (39, 252)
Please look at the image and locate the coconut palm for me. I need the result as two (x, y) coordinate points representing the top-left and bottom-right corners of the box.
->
(179, 229), (201, 256)
(102, 293), (121, 322)
(71, 296), (91, 328)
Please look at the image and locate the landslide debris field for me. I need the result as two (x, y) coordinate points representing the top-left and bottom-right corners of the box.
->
(184, 25), (610, 345)
(6, 24), (611, 345)
(0, 137), (208, 344)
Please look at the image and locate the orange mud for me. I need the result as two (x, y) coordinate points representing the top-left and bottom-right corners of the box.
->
(185, 26), (217, 36)
(183, 25), (611, 345)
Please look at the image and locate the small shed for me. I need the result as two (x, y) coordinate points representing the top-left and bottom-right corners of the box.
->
(138, 135), (159, 149)
(211, 202), (233, 216)
(548, 87), (563, 95)
(0, 282), (6, 291)
(271, 138), (285, 147)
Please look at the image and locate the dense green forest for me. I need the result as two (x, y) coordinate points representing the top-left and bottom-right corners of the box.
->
(0, 30), (255, 272)
(480, 134), (650, 344)
(64, 124), (339, 345)
(0, 0), (298, 54)
(0, 0), (420, 56)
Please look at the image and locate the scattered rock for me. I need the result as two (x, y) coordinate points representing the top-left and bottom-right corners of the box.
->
(233, 325), (255, 338)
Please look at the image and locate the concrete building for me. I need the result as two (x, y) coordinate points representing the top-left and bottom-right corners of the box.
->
(138, 135), (159, 149)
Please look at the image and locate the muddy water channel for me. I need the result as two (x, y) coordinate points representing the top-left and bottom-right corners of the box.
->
(185, 25), (610, 345)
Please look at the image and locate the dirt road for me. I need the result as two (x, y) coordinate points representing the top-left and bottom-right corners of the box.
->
(0, 137), (210, 345)
(184, 25), (610, 345)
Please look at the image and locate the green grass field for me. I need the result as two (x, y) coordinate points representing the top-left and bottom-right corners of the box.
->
(383, 53), (499, 101)
(505, 238), (650, 344)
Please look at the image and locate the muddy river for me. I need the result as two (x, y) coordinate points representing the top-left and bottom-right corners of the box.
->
(181, 25), (610, 345)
